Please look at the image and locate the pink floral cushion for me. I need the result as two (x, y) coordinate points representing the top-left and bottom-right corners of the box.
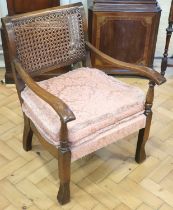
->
(21, 68), (146, 149)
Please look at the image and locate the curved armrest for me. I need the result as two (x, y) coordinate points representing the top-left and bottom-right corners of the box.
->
(86, 41), (166, 85)
(13, 59), (76, 123)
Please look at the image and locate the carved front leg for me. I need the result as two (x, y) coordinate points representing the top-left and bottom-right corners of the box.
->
(135, 81), (155, 163)
(57, 147), (71, 205)
(57, 122), (71, 205)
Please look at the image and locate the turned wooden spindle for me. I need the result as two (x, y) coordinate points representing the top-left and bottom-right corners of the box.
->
(161, 23), (173, 76)
(161, 0), (173, 76)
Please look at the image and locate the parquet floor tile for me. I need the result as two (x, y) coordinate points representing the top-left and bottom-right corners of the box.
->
(1, 64), (173, 210)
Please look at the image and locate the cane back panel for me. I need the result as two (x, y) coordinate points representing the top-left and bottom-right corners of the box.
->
(10, 6), (86, 75)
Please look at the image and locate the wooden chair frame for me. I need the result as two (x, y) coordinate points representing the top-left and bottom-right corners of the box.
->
(2, 3), (166, 205)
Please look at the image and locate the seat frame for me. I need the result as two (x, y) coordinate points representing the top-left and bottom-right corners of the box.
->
(2, 2), (166, 205)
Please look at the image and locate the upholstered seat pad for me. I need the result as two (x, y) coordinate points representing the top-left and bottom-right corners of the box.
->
(21, 68), (145, 147)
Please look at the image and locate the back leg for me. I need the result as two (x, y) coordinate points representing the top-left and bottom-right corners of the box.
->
(23, 114), (33, 151)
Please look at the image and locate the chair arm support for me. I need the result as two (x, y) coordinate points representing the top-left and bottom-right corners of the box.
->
(13, 59), (76, 123)
(86, 41), (166, 85)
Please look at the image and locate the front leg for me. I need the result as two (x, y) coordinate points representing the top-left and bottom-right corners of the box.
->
(57, 122), (71, 205)
(57, 147), (71, 205)
(135, 81), (155, 164)
(135, 111), (152, 163)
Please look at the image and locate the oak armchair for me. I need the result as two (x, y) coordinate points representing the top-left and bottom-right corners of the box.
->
(2, 3), (166, 205)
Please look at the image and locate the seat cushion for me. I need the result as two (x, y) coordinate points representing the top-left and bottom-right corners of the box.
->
(71, 114), (146, 161)
(21, 68), (146, 148)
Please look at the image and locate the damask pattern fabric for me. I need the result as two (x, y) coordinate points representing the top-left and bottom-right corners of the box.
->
(21, 68), (146, 159)
(71, 113), (146, 161)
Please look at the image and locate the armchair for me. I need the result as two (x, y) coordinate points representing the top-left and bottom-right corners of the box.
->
(2, 3), (166, 205)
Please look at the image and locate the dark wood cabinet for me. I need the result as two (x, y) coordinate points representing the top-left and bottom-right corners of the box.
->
(88, 0), (161, 73)
(1, 0), (60, 83)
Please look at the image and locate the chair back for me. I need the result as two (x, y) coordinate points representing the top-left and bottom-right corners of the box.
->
(2, 3), (87, 76)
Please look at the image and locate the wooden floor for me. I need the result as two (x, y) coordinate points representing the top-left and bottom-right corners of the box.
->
(1, 62), (173, 210)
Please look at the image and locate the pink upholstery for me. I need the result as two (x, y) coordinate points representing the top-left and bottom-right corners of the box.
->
(21, 68), (146, 160)
(71, 113), (146, 161)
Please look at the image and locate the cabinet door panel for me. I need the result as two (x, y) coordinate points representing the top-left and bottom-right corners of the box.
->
(99, 18), (147, 64)
(7, 0), (59, 15)
(90, 10), (160, 70)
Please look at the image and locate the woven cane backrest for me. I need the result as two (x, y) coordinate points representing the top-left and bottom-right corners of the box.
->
(11, 5), (86, 75)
